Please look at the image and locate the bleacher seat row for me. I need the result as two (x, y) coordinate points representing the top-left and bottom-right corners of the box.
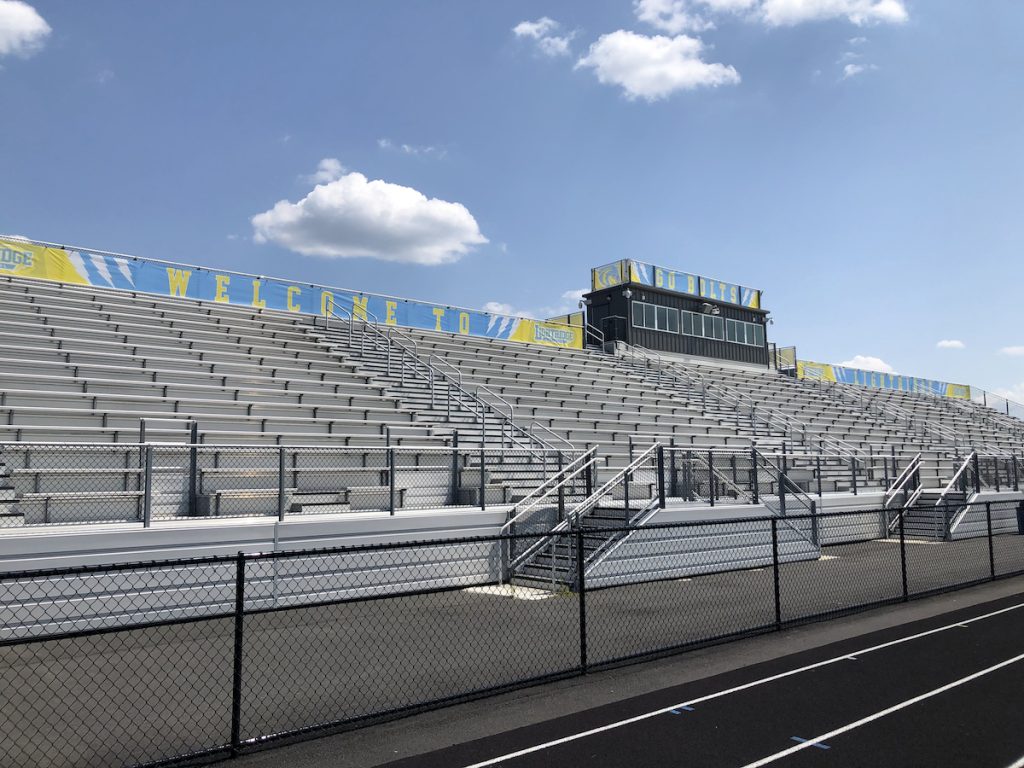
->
(0, 273), (1021, 528)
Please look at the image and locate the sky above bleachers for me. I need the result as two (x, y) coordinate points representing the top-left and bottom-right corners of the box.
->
(1, 1), (1022, 398)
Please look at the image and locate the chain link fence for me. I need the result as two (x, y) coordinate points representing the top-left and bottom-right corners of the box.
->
(2, 500), (1024, 766)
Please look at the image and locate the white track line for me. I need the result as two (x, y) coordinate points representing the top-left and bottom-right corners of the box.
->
(740, 650), (1024, 767)
(459, 600), (1024, 768)
(1006, 756), (1024, 768)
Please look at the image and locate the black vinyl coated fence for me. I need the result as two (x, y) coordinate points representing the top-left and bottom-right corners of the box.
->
(2, 501), (1024, 767)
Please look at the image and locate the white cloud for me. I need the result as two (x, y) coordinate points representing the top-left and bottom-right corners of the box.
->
(303, 158), (345, 184)
(252, 161), (487, 265)
(839, 355), (895, 373)
(1001, 346), (1024, 357)
(377, 138), (446, 158)
(483, 288), (589, 319)
(634, 0), (715, 34)
(842, 62), (878, 78)
(576, 30), (740, 101)
(994, 383), (1024, 403)
(849, 35), (868, 44)
(936, 339), (965, 350)
(513, 17), (574, 58)
(0, 0), (50, 58)
(758, 0), (907, 26)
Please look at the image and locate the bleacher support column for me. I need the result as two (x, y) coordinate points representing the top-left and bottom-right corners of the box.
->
(388, 447), (396, 515)
(277, 447), (286, 522)
(657, 446), (666, 509)
(188, 421), (198, 517)
(143, 445), (153, 527)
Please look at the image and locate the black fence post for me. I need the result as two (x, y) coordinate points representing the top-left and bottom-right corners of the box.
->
(683, 450), (692, 502)
(479, 446), (487, 512)
(389, 447), (396, 515)
(576, 524), (587, 675)
(669, 440), (678, 498)
(986, 502), (995, 580)
(973, 452), (981, 495)
(850, 457), (858, 496)
(708, 450), (715, 507)
(751, 448), (759, 505)
(816, 454), (823, 499)
(230, 552), (246, 756)
(188, 421), (198, 517)
(899, 509), (908, 601)
(995, 459), (1002, 493)
(777, 467), (786, 516)
(585, 458), (593, 498)
(657, 446), (666, 509)
(557, 452), (565, 521)
(277, 447), (286, 522)
(810, 500), (819, 546)
(771, 517), (782, 629)
(1013, 453), (1020, 493)
(450, 431), (460, 506)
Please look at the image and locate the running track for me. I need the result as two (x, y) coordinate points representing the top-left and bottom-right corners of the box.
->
(381, 593), (1024, 767)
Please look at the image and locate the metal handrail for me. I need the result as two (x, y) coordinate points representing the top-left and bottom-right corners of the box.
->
(529, 422), (576, 452)
(934, 452), (977, 508)
(584, 323), (605, 348)
(883, 452), (922, 509)
(501, 447), (598, 536)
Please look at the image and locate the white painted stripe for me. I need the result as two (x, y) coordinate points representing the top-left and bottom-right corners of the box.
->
(739, 650), (1024, 767)
(458, 600), (1024, 768)
(1005, 755), (1024, 768)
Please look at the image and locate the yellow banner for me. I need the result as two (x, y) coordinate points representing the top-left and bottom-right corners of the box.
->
(510, 319), (584, 349)
(0, 240), (90, 284)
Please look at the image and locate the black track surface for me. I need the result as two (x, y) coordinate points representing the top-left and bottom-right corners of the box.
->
(382, 592), (1024, 768)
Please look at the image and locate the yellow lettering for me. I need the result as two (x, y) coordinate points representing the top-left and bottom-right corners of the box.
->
(687, 275), (696, 294)
(655, 268), (664, 288)
(320, 291), (334, 316)
(214, 274), (230, 303)
(287, 286), (301, 312)
(667, 272), (676, 291)
(251, 279), (267, 309)
(166, 268), (192, 297)
(459, 312), (470, 335)
(352, 295), (368, 321)
(730, 286), (738, 304)
(432, 307), (445, 331)
(385, 300), (397, 325)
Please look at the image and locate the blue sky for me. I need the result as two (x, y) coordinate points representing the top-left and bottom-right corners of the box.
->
(1, 0), (1022, 398)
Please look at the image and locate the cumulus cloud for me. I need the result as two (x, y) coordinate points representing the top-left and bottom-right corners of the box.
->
(936, 339), (965, 350)
(1001, 346), (1024, 357)
(839, 355), (895, 373)
(303, 158), (345, 184)
(842, 62), (879, 78)
(635, 0), (907, 28)
(633, 0), (715, 34)
(0, 0), (50, 58)
(252, 161), (487, 265)
(513, 16), (574, 57)
(576, 30), (740, 101)
(483, 288), (589, 319)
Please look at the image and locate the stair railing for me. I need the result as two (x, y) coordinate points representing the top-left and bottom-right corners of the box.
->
(884, 452), (922, 510)
(323, 307), (549, 455)
(930, 451), (979, 540)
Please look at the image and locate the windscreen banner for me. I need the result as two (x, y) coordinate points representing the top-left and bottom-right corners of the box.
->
(797, 359), (971, 400)
(0, 238), (583, 349)
(590, 258), (761, 309)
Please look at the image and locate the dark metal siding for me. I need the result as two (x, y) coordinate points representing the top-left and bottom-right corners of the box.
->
(585, 286), (769, 366)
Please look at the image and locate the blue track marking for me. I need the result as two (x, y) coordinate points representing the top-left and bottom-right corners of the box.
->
(791, 737), (830, 750)
(670, 706), (695, 714)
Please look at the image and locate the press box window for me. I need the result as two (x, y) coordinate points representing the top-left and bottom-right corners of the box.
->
(631, 301), (679, 333)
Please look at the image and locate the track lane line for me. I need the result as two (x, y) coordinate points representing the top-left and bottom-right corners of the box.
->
(739, 650), (1024, 767)
(457, 600), (1024, 768)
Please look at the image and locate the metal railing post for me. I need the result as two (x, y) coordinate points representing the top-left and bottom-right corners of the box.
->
(778, 467), (786, 516)
(557, 452), (565, 521)
(585, 458), (594, 498)
(479, 446), (486, 511)
(771, 517), (782, 629)
(986, 502), (995, 580)
(450, 431), (460, 506)
(657, 446), (666, 509)
(188, 422), (198, 517)
(751, 448), (759, 505)
(810, 500), (819, 546)
(816, 454), (823, 499)
(143, 446), (153, 527)
(230, 551), (246, 756)
(388, 447), (396, 515)
(708, 450), (715, 507)
(277, 447), (286, 521)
